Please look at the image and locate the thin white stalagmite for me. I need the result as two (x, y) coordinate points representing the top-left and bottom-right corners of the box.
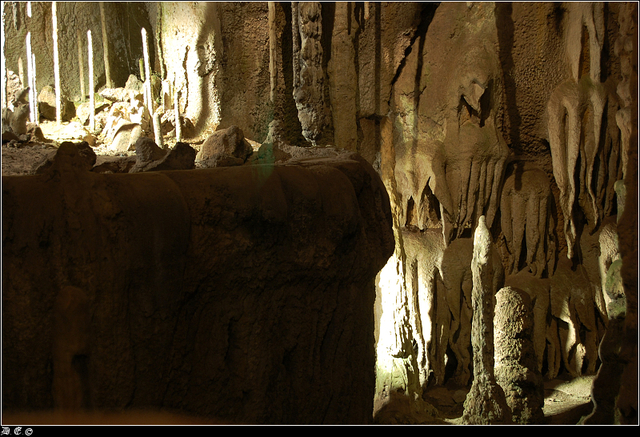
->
(153, 109), (164, 148)
(77, 28), (85, 102)
(87, 30), (95, 132)
(52, 1), (61, 124)
(18, 57), (24, 91)
(141, 27), (162, 145)
(174, 72), (181, 143)
(25, 32), (35, 123)
(141, 27), (153, 114)
(32, 52), (38, 124)
(99, 2), (112, 88)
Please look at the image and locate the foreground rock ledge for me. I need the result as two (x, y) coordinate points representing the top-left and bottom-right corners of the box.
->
(2, 143), (395, 424)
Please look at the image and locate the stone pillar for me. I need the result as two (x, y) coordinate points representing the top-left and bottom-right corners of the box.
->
(494, 286), (545, 424)
(462, 216), (512, 424)
(293, 2), (332, 146)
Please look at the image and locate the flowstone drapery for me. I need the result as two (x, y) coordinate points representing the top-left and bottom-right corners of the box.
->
(547, 2), (624, 260)
(500, 162), (556, 278)
(393, 3), (509, 247)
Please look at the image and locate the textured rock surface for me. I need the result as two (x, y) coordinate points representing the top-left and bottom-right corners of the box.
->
(2, 142), (394, 424)
(196, 125), (253, 163)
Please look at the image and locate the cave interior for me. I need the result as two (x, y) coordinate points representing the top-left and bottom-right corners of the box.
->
(1, 1), (638, 426)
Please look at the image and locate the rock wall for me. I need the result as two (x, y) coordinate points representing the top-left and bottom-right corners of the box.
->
(2, 143), (394, 424)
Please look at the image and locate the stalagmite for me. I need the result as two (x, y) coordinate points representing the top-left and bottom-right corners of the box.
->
(99, 2), (112, 89)
(462, 216), (511, 424)
(87, 30), (95, 132)
(18, 56), (24, 93)
(77, 29), (85, 102)
(174, 82), (181, 143)
(141, 26), (161, 144)
(153, 110), (164, 149)
(52, 2), (61, 124)
(31, 52), (37, 124)
(494, 286), (545, 424)
(141, 27), (153, 114)
(25, 32), (35, 123)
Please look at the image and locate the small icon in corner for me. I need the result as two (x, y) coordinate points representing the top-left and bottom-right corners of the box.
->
(13, 428), (21, 436)
(24, 430), (32, 437)
(1, 427), (10, 436)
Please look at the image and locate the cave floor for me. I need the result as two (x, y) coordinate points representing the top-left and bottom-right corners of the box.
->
(1, 120), (265, 176)
(426, 374), (595, 425)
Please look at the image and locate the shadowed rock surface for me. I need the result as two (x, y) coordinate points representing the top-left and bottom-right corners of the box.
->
(2, 143), (394, 424)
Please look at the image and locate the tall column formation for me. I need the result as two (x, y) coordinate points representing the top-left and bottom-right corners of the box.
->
(462, 216), (511, 425)
(494, 286), (545, 424)
(328, 2), (358, 152)
(25, 32), (35, 123)
(293, 2), (332, 146)
(31, 52), (37, 124)
(141, 27), (153, 114)
(87, 30), (95, 132)
(52, 1), (61, 124)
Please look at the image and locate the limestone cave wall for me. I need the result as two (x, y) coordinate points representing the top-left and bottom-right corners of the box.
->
(1, 1), (638, 425)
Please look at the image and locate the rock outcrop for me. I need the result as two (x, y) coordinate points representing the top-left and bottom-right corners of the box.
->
(2, 142), (394, 424)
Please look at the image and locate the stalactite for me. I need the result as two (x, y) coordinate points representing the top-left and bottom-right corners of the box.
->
(547, 2), (621, 260)
(500, 163), (555, 277)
